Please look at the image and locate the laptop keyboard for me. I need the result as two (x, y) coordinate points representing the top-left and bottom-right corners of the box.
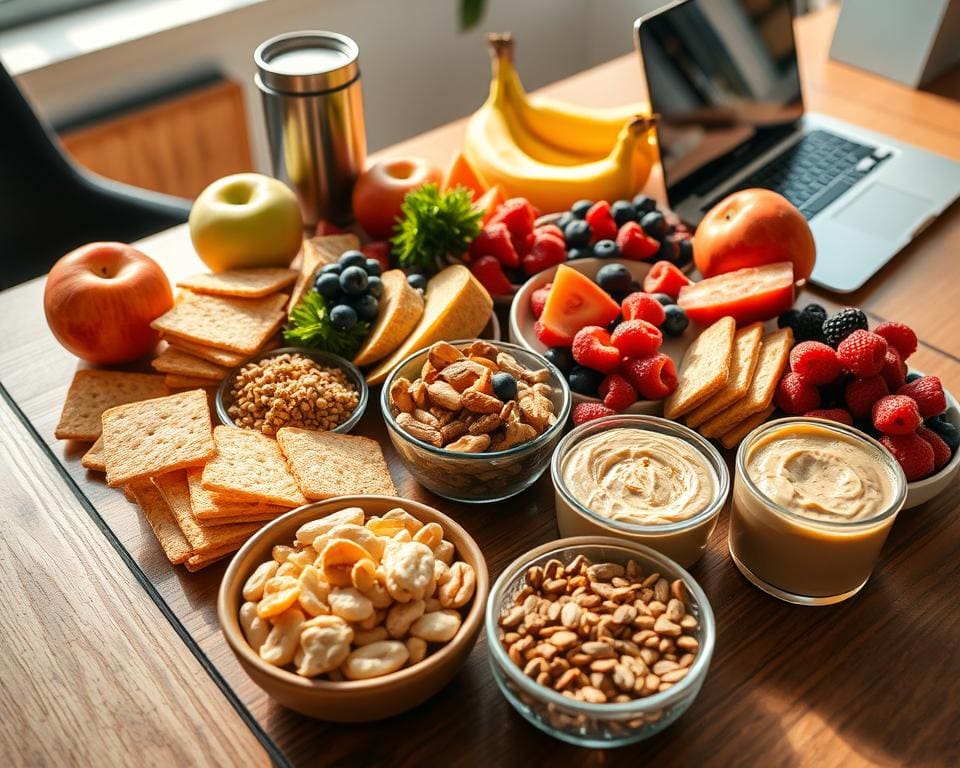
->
(704, 130), (886, 219)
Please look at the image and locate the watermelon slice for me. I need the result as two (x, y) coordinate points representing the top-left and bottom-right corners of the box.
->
(538, 264), (621, 346)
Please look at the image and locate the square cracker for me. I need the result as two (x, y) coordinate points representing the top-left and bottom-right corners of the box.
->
(201, 426), (306, 507)
(165, 374), (220, 390)
(720, 406), (775, 450)
(288, 234), (360, 315)
(152, 347), (230, 380)
(165, 339), (248, 367)
(185, 543), (240, 572)
(101, 389), (216, 487)
(685, 323), (764, 428)
(186, 468), (287, 520)
(277, 427), (397, 500)
(699, 328), (794, 439)
(663, 317), (736, 420)
(55, 370), (170, 441)
(176, 268), (297, 298)
(81, 436), (105, 472)
(127, 480), (191, 565)
(151, 292), (287, 354)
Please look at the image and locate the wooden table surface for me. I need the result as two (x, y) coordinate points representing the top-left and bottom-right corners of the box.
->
(3, 7), (959, 767)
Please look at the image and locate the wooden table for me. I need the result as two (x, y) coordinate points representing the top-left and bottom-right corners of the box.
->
(3, 7), (959, 767)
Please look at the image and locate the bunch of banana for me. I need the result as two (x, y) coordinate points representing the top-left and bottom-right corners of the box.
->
(464, 34), (658, 213)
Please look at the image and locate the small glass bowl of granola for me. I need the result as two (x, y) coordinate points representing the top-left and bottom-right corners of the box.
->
(380, 339), (571, 503)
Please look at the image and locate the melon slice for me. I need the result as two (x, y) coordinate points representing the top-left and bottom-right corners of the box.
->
(538, 264), (621, 344)
(365, 265), (493, 385)
(353, 270), (425, 367)
(441, 150), (486, 200)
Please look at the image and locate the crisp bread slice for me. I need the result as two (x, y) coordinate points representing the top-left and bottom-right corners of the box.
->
(165, 339), (248, 367)
(201, 426), (306, 507)
(127, 480), (191, 565)
(277, 427), (397, 500)
(720, 406), (775, 450)
(195, 511), (284, 526)
(664, 317), (737, 420)
(101, 389), (216, 487)
(151, 292), (288, 354)
(685, 323), (764, 428)
(699, 328), (794, 439)
(55, 370), (170, 441)
(165, 374), (221, 390)
(152, 347), (230, 380)
(176, 268), (297, 298)
(186, 468), (286, 520)
(288, 234), (361, 315)
(185, 543), (240, 572)
(81, 436), (106, 472)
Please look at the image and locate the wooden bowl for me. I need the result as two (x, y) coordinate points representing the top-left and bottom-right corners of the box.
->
(217, 496), (489, 721)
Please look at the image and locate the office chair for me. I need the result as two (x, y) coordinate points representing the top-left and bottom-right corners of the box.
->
(0, 61), (192, 290)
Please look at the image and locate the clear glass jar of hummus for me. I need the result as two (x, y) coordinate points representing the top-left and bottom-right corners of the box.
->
(729, 417), (906, 605)
(550, 416), (729, 567)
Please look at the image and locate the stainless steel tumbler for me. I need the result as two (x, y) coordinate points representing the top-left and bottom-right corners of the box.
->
(255, 31), (367, 227)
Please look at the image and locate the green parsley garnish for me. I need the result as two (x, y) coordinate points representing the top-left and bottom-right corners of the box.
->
(283, 291), (370, 357)
(391, 183), (483, 270)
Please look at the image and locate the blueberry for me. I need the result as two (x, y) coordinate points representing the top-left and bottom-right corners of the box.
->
(675, 238), (694, 268)
(339, 250), (367, 269)
(905, 371), (924, 384)
(364, 258), (383, 277)
(353, 293), (380, 322)
(611, 200), (637, 227)
(926, 415), (960, 453)
(555, 212), (574, 230)
(632, 194), (657, 214)
(492, 372), (518, 402)
(320, 262), (342, 275)
(567, 247), (593, 260)
(596, 263), (632, 295)
(314, 272), (342, 299)
(567, 365), (603, 396)
(339, 265), (368, 295)
(544, 347), (574, 375)
(629, 280), (642, 294)
(803, 304), (827, 323)
(651, 292), (674, 306)
(407, 273), (427, 291)
(330, 304), (357, 330)
(640, 211), (668, 240)
(570, 200), (594, 219)
(656, 237), (679, 263)
(607, 313), (623, 331)
(593, 239), (620, 259)
(564, 219), (592, 248)
(366, 275), (383, 299)
(661, 305), (689, 337)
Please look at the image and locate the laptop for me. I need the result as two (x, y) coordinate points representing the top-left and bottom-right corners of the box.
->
(634, 0), (960, 293)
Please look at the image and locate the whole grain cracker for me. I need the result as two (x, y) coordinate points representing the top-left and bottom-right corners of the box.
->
(81, 436), (105, 472)
(685, 323), (764, 428)
(166, 338), (248, 367)
(55, 370), (170, 441)
(699, 328), (794, 438)
(176, 268), (297, 298)
(195, 511), (284, 527)
(151, 292), (287, 354)
(201, 426), (306, 507)
(165, 374), (221, 390)
(101, 389), (216, 487)
(152, 347), (230, 380)
(288, 234), (360, 315)
(127, 480), (191, 565)
(186, 468), (286, 520)
(276, 427), (397, 500)
(720, 406), (775, 450)
(186, 543), (240, 572)
(663, 316), (736, 420)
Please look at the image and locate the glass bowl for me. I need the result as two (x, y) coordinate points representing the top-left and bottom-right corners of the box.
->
(380, 339), (572, 503)
(485, 537), (715, 747)
(215, 346), (368, 435)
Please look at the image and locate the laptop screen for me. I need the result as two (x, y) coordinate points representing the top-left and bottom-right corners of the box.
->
(637, 0), (803, 203)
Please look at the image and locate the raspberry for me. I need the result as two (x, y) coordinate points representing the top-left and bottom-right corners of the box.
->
(789, 341), (840, 386)
(535, 223), (565, 244)
(775, 372), (821, 415)
(822, 308), (869, 347)
(571, 326), (622, 373)
(804, 408), (853, 426)
(917, 426), (952, 471)
(873, 321), (917, 359)
(487, 198), (537, 247)
(522, 232), (567, 276)
(879, 346), (906, 392)
(621, 292), (666, 325)
(616, 221), (660, 261)
(642, 261), (691, 300)
(598, 373), (637, 411)
(468, 223), (519, 268)
(844, 376), (889, 419)
(469, 255), (514, 296)
(360, 241), (391, 272)
(585, 201), (618, 243)
(622, 354), (678, 400)
(610, 319), (662, 357)
(529, 282), (552, 319)
(534, 319), (573, 348)
(879, 433), (934, 481)
(872, 395), (921, 435)
(572, 401), (616, 425)
(837, 330), (888, 376)
(897, 376), (947, 418)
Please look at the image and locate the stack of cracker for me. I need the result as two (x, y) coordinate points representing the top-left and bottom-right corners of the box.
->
(664, 318), (794, 450)
(149, 267), (299, 390)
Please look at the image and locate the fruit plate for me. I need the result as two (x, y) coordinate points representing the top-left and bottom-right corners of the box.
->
(903, 384), (960, 510)
(508, 258), (699, 415)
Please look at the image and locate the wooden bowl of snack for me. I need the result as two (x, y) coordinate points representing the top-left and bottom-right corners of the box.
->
(217, 496), (489, 721)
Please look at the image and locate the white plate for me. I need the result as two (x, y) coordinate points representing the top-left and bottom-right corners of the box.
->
(903, 383), (960, 510)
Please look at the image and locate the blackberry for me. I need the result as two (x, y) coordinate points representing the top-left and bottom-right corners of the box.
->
(822, 308), (869, 348)
(777, 308), (825, 343)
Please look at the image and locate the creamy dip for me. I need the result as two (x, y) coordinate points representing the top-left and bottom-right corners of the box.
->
(745, 424), (898, 523)
(561, 428), (717, 526)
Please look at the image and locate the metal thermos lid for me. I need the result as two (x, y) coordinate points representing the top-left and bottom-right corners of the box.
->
(255, 31), (359, 94)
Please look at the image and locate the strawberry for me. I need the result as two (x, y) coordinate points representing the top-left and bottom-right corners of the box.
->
(775, 372), (821, 415)
(534, 319), (573, 347)
(837, 330), (888, 376)
(616, 221), (660, 261)
(585, 201), (618, 243)
(804, 408), (854, 426)
(488, 198), (538, 251)
(897, 376), (947, 418)
(360, 241), (391, 272)
(621, 292), (666, 326)
(469, 255), (514, 296)
(571, 326), (622, 373)
(789, 341), (841, 386)
(529, 282), (552, 319)
(468, 222), (519, 268)
(917, 426), (952, 471)
(610, 319), (662, 357)
(873, 321), (917, 359)
(572, 401), (616, 425)
(880, 433), (934, 481)
(844, 376), (889, 419)
(536, 224), (566, 244)
(622, 354), (678, 400)
(879, 346), (907, 392)
(871, 395), (921, 435)
(598, 373), (637, 411)
(642, 261), (691, 300)
(522, 232), (567, 276)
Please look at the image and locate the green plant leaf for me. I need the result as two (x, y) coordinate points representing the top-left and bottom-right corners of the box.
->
(460, 0), (486, 31)
(283, 291), (370, 358)
(391, 183), (483, 270)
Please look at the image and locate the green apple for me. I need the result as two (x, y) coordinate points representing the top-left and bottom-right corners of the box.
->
(189, 173), (304, 271)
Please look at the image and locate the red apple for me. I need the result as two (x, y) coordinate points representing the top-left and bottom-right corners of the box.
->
(693, 188), (816, 282)
(43, 242), (174, 365)
(352, 157), (441, 239)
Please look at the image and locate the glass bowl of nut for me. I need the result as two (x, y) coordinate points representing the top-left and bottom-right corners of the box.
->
(485, 536), (715, 747)
(216, 347), (368, 437)
(380, 339), (572, 503)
